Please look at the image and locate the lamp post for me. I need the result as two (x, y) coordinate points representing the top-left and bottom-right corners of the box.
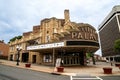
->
(16, 46), (22, 66)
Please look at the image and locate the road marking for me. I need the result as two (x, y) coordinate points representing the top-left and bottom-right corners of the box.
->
(70, 75), (103, 80)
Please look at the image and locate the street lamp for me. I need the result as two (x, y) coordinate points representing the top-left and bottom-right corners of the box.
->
(16, 46), (22, 66)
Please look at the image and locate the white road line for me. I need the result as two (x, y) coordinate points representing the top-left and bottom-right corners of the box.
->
(70, 75), (103, 80)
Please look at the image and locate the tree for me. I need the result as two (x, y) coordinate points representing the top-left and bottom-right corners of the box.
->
(86, 52), (96, 65)
(86, 53), (92, 59)
(17, 36), (22, 39)
(9, 36), (22, 43)
(114, 39), (120, 53)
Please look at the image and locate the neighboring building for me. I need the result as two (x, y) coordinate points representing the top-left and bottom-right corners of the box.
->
(94, 54), (103, 61)
(9, 10), (99, 66)
(98, 5), (120, 62)
(0, 40), (9, 59)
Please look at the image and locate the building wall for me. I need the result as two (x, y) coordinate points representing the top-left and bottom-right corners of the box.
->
(28, 51), (41, 64)
(99, 5), (120, 57)
(8, 18), (65, 61)
(8, 10), (99, 65)
(99, 15), (120, 56)
(0, 41), (9, 59)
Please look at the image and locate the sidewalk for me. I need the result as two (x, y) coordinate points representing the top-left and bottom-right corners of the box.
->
(0, 59), (120, 76)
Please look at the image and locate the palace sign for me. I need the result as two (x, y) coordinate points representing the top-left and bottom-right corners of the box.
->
(71, 32), (97, 41)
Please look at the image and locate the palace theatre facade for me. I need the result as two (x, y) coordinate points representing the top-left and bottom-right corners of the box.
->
(9, 10), (99, 66)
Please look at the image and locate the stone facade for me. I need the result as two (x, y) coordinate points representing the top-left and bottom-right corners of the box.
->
(9, 10), (99, 66)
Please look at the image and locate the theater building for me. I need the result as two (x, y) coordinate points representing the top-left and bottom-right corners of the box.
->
(98, 5), (120, 62)
(9, 10), (99, 66)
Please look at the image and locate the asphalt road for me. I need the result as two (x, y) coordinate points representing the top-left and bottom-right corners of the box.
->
(0, 64), (120, 80)
(0, 64), (69, 80)
(100, 76), (120, 80)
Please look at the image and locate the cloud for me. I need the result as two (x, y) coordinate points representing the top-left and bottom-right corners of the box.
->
(0, 0), (119, 44)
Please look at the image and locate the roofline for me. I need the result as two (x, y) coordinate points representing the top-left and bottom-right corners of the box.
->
(98, 5), (120, 30)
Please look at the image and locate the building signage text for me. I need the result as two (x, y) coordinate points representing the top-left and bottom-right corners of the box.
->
(27, 42), (64, 50)
(71, 32), (97, 41)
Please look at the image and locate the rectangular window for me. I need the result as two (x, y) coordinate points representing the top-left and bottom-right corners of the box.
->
(10, 46), (14, 51)
(43, 54), (52, 62)
(45, 23), (49, 27)
(0, 51), (3, 55)
(54, 28), (57, 33)
(46, 35), (50, 43)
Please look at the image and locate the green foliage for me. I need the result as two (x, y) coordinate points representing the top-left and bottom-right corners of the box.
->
(9, 36), (22, 42)
(114, 39), (120, 53)
(17, 36), (22, 39)
(86, 53), (92, 59)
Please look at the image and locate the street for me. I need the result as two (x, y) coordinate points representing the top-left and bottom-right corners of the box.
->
(100, 76), (120, 80)
(0, 64), (69, 80)
(0, 64), (120, 80)
(0, 73), (17, 80)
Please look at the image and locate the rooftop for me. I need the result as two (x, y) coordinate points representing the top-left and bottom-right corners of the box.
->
(98, 5), (120, 30)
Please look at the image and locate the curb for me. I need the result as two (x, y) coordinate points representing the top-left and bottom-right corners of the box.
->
(0, 62), (66, 76)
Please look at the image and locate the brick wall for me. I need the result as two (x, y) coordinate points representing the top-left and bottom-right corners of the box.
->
(0, 42), (9, 56)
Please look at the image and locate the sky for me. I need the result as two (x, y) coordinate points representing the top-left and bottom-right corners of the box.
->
(0, 0), (119, 55)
